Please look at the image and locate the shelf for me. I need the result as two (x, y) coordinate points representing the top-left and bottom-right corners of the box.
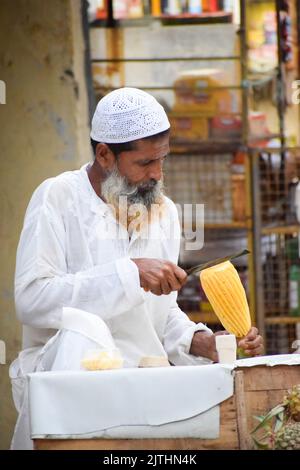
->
(159, 12), (233, 26)
(204, 222), (248, 229)
(265, 317), (300, 325)
(170, 140), (243, 154)
(92, 56), (241, 64)
(261, 224), (300, 236)
(94, 85), (242, 91)
(248, 0), (275, 3)
(247, 72), (277, 88)
(90, 11), (233, 28)
(186, 311), (220, 324)
(169, 135), (281, 154)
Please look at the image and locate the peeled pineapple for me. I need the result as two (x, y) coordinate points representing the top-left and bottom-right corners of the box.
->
(139, 356), (170, 368)
(200, 260), (251, 337)
(81, 350), (123, 371)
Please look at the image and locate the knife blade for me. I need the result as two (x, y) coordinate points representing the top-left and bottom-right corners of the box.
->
(185, 249), (250, 276)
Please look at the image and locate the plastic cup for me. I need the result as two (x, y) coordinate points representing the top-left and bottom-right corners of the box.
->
(215, 334), (237, 364)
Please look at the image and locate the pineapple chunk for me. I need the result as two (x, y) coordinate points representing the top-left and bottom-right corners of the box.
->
(81, 350), (123, 371)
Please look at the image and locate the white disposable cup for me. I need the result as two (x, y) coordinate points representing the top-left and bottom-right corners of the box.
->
(215, 334), (237, 364)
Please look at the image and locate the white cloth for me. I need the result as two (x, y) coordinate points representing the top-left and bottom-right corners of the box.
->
(10, 162), (213, 449)
(90, 87), (170, 143)
(234, 353), (300, 368)
(28, 364), (234, 439)
(10, 308), (118, 450)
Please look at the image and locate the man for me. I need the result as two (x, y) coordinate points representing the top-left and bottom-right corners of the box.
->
(10, 87), (263, 449)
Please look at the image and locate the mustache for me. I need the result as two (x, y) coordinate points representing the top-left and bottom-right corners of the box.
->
(101, 166), (164, 209)
(119, 179), (158, 197)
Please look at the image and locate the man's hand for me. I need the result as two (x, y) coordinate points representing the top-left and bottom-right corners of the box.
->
(190, 327), (264, 362)
(189, 330), (228, 362)
(132, 258), (187, 296)
(238, 326), (264, 357)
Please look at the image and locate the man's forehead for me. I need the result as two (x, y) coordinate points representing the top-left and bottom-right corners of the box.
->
(129, 137), (170, 160)
(132, 149), (169, 163)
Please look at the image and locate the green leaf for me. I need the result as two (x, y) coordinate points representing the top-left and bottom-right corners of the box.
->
(254, 415), (267, 423)
(274, 412), (285, 433)
(252, 436), (271, 450)
(251, 405), (285, 434)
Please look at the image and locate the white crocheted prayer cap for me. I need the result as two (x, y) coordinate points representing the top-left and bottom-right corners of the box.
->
(90, 87), (170, 143)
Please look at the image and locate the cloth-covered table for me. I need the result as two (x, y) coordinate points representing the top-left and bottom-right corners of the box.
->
(28, 354), (300, 449)
(28, 363), (234, 440)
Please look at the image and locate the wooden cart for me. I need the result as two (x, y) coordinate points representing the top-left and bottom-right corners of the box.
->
(34, 363), (300, 450)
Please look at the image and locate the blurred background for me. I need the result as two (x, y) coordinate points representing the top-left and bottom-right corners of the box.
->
(0, 0), (300, 449)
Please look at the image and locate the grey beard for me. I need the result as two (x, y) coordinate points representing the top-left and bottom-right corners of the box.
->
(101, 166), (164, 210)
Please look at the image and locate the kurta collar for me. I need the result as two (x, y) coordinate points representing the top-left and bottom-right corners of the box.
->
(79, 163), (109, 218)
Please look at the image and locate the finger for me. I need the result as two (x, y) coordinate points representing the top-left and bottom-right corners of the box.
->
(154, 262), (181, 292)
(149, 280), (162, 296)
(243, 326), (258, 341)
(243, 344), (264, 357)
(165, 268), (183, 292)
(160, 277), (172, 295)
(238, 335), (263, 350)
(151, 286), (163, 296)
(167, 275), (182, 292)
(173, 265), (188, 285)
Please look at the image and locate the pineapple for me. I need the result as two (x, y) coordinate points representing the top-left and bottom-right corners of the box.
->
(251, 385), (300, 450)
(199, 261), (251, 337)
(283, 385), (300, 422)
(275, 422), (300, 450)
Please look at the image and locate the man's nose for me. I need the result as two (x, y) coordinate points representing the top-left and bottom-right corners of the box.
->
(148, 160), (163, 181)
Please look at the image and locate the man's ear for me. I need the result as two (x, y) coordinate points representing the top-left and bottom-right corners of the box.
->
(95, 143), (116, 171)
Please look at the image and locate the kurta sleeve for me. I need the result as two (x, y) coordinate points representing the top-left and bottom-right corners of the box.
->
(15, 180), (144, 330)
(163, 292), (213, 366)
(161, 197), (214, 365)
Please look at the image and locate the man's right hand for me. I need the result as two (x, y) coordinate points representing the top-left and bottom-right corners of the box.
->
(131, 258), (187, 296)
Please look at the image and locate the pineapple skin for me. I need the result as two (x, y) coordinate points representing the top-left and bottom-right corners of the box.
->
(275, 422), (300, 450)
(283, 385), (300, 422)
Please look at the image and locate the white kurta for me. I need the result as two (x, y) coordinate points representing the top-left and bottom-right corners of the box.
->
(10, 162), (212, 449)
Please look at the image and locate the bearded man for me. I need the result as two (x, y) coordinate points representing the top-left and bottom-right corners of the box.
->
(10, 88), (263, 449)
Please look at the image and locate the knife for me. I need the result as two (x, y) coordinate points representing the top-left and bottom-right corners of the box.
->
(185, 249), (250, 276)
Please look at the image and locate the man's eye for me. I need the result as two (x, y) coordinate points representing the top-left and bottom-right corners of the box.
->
(139, 156), (168, 167)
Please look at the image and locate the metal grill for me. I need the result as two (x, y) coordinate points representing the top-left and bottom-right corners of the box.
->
(265, 324), (298, 355)
(259, 149), (300, 225)
(164, 154), (235, 224)
(255, 148), (300, 353)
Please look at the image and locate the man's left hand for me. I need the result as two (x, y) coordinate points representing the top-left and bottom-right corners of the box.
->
(238, 326), (264, 357)
(190, 326), (264, 362)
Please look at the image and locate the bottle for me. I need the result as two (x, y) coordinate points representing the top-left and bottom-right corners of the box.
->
(223, 0), (232, 12)
(188, 0), (202, 14)
(289, 264), (300, 316)
(151, 0), (161, 16)
(128, 0), (144, 18)
(168, 0), (181, 15)
(202, 0), (209, 12)
(209, 0), (218, 12)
